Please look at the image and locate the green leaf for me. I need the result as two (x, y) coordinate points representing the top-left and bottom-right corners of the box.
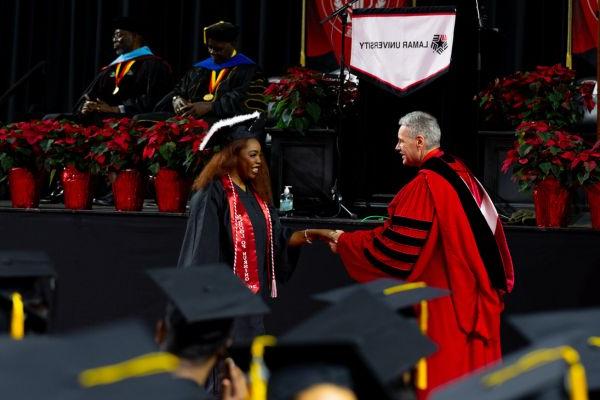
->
(0, 154), (13, 172)
(149, 162), (159, 175)
(539, 162), (552, 175)
(305, 102), (321, 123)
(159, 142), (176, 162)
(281, 108), (293, 127)
(272, 100), (289, 118)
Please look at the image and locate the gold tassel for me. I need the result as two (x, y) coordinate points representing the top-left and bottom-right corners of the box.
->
(562, 347), (588, 400)
(300, 0), (307, 67)
(416, 300), (428, 390)
(566, 0), (573, 68)
(587, 336), (600, 347)
(482, 345), (588, 400)
(78, 352), (180, 388)
(249, 335), (277, 400)
(10, 292), (25, 340)
(383, 282), (428, 389)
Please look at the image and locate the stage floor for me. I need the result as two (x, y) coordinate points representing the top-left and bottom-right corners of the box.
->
(0, 203), (599, 353)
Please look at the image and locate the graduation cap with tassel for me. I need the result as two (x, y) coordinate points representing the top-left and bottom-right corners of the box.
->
(198, 111), (266, 151)
(0, 251), (56, 339)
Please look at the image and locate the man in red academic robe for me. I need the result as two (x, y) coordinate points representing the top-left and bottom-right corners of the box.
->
(329, 111), (515, 399)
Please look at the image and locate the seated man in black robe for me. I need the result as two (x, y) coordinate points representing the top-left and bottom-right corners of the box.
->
(75, 17), (173, 120)
(155, 21), (266, 121)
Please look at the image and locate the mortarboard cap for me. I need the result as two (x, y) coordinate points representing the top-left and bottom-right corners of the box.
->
(508, 308), (600, 393)
(267, 291), (437, 399)
(0, 251), (56, 336)
(0, 319), (208, 399)
(313, 278), (450, 312)
(430, 331), (599, 400)
(147, 264), (270, 360)
(199, 111), (266, 151)
(508, 308), (600, 343)
(203, 21), (239, 44)
(146, 264), (269, 323)
(112, 16), (149, 37)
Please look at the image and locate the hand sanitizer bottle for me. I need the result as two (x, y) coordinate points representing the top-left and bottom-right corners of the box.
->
(279, 185), (294, 215)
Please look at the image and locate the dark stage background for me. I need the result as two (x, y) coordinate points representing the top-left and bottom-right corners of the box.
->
(0, 0), (591, 202)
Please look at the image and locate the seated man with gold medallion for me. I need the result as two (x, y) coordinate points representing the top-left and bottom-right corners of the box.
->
(157, 21), (267, 121)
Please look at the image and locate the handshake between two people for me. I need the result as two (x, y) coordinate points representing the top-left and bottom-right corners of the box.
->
(292, 228), (345, 253)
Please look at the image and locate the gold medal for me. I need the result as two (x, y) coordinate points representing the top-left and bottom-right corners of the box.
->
(112, 86), (120, 95)
(203, 93), (214, 101)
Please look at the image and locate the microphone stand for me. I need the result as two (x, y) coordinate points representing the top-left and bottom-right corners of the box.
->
(321, 0), (359, 219)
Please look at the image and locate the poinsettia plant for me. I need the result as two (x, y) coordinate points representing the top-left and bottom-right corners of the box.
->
(264, 67), (358, 131)
(0, 120), (55, 180)
(41, 120), (103, 175)
(571, 140), (600, 186)
(477, 64), (595, 129)
(501, 121), (585, 191)
(89, 118), (145, 173)
(139, 116), (209, 176)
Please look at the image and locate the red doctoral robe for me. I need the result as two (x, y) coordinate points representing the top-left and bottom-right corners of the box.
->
(337, 149), (514, 399)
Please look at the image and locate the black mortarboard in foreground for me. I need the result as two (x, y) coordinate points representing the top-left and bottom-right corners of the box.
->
(266, 291), (437, 400)
(508, 308), (600, 343)
(313, 278), (450, 312)
(0, 251), (56, 336)
(146, 264), (269, 323)
(430, 331), (599, 400)
(0, 319), (207, 399)
(508, 308), (600, 393)
(198, 111), (266, 151)
(203, 21), (239, 44)
(147, 264), (269, 360)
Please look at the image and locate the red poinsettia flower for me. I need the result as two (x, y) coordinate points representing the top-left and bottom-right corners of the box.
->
(139, 116), (209, 177)
(502, 121), (586, 191)
(476, 64), (595, 129)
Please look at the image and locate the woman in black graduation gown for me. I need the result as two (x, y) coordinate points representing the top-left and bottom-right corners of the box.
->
(177, 112), (335, 341)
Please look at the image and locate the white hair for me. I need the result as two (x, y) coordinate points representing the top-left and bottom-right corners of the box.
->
(398, 111), (441, 149)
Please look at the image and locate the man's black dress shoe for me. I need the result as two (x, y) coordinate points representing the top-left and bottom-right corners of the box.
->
(93, 192), (114, 207)
(39, 188), (64, 204)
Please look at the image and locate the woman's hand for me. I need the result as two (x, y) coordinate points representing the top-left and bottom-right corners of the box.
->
(305, 229), (344, 243)
(289, 229), (344, 247)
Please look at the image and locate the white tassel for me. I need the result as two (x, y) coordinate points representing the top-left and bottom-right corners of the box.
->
(271, 278), (278, 298)
(198, 111), (261, 151)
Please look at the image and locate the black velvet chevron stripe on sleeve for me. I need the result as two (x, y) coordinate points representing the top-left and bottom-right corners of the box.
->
(364, 248), (412, 279)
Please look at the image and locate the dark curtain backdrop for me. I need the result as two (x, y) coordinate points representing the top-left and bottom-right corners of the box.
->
(0, 0), (302, 123)
(0, 0), (582, 200)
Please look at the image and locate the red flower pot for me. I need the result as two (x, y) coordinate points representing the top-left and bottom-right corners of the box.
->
(8, 167), (40, 208)
(532, 177), (570, 227)
(112, 169), (144, 211)
(61, 166), (92, 210)
(154, 168), (191, 213)
(585, 182), (600, 230)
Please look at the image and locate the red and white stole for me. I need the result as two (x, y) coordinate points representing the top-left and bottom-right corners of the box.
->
(221, 175), (277, 297)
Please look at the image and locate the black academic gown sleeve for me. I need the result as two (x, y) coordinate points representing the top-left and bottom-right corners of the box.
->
(74, 55), (173, 115)
(270, 205), (300, 284)
(177, 180), (228, 268)
(162, 64), (266, 118)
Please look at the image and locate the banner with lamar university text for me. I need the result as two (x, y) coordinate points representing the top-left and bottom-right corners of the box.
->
(350, 7), (456, 96)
